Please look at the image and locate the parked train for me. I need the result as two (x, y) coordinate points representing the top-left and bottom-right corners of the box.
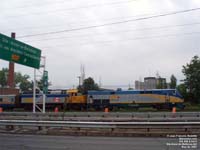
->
(86, 89), (184, 110)
(0, 95), (16, 109)
(0, 89), (184, 110)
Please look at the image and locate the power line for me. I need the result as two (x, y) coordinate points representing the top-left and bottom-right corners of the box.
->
(4, 0), (136, 18)
(2, 12), (151, 33)
(0, 0), (69, 10)
(92, 31), (200, 45)
(17, 7), (200, 38)
(22, 22), (200, 43)
(36, 31), (200, 49)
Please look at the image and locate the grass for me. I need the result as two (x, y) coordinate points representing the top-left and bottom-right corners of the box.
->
(183, 102), (200, 111)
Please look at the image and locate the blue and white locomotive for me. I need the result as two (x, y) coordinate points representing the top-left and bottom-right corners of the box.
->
(87, 89), (184, 110)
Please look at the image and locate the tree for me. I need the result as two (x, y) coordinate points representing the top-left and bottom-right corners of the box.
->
(36, 78), (45, 92)
(0, 68), (8, 87)
(78, 77), (99, 94)
(156, 77), (167, 89)
(177, 83), (190, 102)
(15, 72), (32, 92)
(0, 68), (32, 92)
(182, 55), (200, 103)
(170, 74), (177, 89)
(15, 72), (33, 91)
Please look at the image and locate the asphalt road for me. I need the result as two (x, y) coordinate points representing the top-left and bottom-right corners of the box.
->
(0, 133), (199, 150)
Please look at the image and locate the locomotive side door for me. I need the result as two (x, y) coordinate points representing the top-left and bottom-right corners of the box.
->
(165, 93), (170, 103)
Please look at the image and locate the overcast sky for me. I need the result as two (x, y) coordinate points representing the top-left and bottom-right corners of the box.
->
(0, 0), (200, 89)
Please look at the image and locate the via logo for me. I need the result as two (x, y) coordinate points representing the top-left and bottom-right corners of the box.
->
(54, 97), (60, 102)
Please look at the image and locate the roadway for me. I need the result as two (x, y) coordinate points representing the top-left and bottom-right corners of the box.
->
(0, 133), (199, 150)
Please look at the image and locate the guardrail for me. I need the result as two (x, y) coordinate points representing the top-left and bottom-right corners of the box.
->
(0, 112), (200, 122)
(0, 120), (200, 129)
(1, 120), (200, 136)
(1, 112), (200, 118)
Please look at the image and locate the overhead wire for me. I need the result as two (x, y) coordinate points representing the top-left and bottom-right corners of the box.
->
(92, 31), (200, 45)
(2, 12), (152, 32)
(35, 31), (200, 49)
(17, 7), (200, 38)
(22, 22), (200, 43)
(4, 0), (136, 18)
(0, 0), (70, 10)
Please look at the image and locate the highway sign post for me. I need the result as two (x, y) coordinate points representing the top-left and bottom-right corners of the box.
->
(0, 33), (43, 113)
(0, 33), (41, 69)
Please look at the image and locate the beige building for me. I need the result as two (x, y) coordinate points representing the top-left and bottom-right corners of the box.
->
(144, 77), (157, 89)
(135, 77), (167, 90)
(135, 80), (144, 90)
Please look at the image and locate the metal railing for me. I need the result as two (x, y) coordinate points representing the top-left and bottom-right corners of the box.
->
(0, 112), (200, 122)
(0, 120), (200, 129)
(1, 111), (200, 117)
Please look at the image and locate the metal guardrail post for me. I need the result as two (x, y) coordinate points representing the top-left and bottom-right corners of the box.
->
(131, 113), (134, 118)
(38, 126), (42, 130)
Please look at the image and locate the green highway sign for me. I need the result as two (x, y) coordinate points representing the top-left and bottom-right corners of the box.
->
(0, 33), (41, 69)
(42, 70), (48, 94)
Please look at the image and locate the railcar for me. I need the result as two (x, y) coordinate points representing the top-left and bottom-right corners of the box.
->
(87, 89), (184, 110)
(65, 89), (87, 110)
(0, 95), (16, 109)
(20, 93), (68, 110)
(1, 89), (184, 111)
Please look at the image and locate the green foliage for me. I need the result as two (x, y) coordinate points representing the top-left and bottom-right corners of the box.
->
(170, 74), (177, 88)
(156, 77), (167, 89)
(182, 55), (200, 103)
(15, 72), (32, 92)
(0, 68), (8, 87)
(177, 83), (190, 101)
(0, 68), (32, 91)
(37, 78), (44, 92)
(78, 77), (99, 94)
(15, 72), (33, 91)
